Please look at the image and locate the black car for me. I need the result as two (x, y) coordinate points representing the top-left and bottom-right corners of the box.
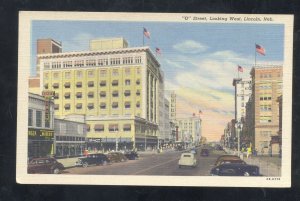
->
(75, 153), (110, 168)
(210, 163), (260, 176)
(200, 148), (209, 156)
(124, 151), (139, 160)
(28, 157), (65, 174)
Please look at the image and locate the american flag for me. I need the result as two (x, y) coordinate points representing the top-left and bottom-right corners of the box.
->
(238, 65), (243, 72)
(256, 44), (266, 56)
(155, 47), (161, 54)
(143, 27), (150, 39)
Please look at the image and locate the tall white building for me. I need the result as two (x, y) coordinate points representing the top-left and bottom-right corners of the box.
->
(232, 78), (252, 123)
(175, 116), (201, 145)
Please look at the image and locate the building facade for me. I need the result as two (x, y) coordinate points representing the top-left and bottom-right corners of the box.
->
(232, 78), (252, 123)
(37, 38), (164, 151)
(249, 65), (283, 155)
(175, 116), (201, 145)
(54, 116), (87, 157)
(28, 93), (55, 158)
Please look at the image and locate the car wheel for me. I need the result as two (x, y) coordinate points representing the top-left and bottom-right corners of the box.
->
(82, 162), (88, 168)
(102, 161), (108, 166)
(244, 172), (250, 176)
(53, 168), (60, 174)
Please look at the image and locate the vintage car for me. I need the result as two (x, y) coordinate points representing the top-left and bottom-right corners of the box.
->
(215, 158), (246, 167)
(210, 163), (260, 176)
(200, 148), (209, 156)
(214, 155), (241, 166)
(75, 153), (110, 168)
(28, 157), (65, 174)
(124, 151), (139, 160)
(178, 153), (197, 168)
(106, 152), (128, 163)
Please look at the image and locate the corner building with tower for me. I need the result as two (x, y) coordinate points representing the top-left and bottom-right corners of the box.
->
(37, 38), (164, 151)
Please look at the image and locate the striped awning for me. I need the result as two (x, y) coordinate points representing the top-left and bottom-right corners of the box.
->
(76, 82), (82, 87)
(109, 124), (118, 129)
(88, 103), (94, 107)
(64, 103), (70, 108)
(88, 81), (94, 86)
(76, 103), (82, 108)
(112, 80), (118, 84)
(52, 83), (59, 88)
(76, 92), (82, 96)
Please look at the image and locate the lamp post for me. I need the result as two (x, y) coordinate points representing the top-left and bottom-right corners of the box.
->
(235, 121), (243, 157)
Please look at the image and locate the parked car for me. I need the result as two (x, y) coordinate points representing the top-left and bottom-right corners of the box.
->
(200, 148), (209, 156)
(124, 151), (139, 160)
(214, 155), (241, 166)
(210, 163), (260, 176)
(178, 153), (197, 168)
(28, 157), (64, 174)
(107, 152), (128, 163)
(75, 153), (110, 168)
(215, 159), (246, 167)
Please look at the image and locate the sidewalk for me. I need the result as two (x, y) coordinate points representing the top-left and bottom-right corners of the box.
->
(243, 155), (281, 177)
(224, 149), (281, 176)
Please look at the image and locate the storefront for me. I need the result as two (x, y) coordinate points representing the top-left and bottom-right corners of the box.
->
(28, 128), (54, 158)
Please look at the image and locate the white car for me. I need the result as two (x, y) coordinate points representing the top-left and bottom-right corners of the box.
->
(178, 153), (197, 168)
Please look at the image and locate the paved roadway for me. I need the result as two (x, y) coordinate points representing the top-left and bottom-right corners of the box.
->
(63, 148), (225, 176)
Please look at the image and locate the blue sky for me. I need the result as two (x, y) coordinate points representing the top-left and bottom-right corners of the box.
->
(31, 20), (284, 140)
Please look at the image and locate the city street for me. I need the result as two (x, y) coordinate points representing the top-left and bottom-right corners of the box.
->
(62, 149), (225, 176)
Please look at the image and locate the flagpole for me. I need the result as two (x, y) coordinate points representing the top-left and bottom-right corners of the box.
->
(254, 43), (257, 66)
(143, 28), (144, 46)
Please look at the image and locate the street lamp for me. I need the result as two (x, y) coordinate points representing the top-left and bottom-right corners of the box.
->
(235, 121), (243, 157)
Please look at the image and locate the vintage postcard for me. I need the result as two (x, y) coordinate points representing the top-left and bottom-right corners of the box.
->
(17, 12), (293, 187)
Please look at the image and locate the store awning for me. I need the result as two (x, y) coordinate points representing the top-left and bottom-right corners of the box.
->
(52, 83), (59, 88)
(76, 103), (82, 108)
(64, 104), (70, 109)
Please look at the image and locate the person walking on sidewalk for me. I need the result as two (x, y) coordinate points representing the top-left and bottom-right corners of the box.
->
(247, 146), (252, 158)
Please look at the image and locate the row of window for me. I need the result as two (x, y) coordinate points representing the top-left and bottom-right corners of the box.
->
(28, 109), (50, 128)
(259, 96), (272, 101)
(260, 105), (272, 111)
(55, 102), (141, 110)
(259, 116), (272, 123)
(53, 90), (141, 99)
(46, 68), (141, 80)
(45, 79), (141, 89)
(259, 72), (281, 79)
(55, 136), (85, 141)
(86, 124), (132, 132)
(44, 56), (142, 69)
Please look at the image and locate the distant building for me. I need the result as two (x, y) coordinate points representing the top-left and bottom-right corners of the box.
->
(249, 65), (282, 155)
(232, 78), (252, 124)
(175, 116), (201, 145)
(36, 39), (62, 75)
(28, 93), (55, 158)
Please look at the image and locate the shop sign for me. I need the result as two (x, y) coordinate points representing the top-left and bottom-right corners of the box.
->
(28, 128), (54, 140)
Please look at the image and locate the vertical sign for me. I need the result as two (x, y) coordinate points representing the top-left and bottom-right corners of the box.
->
(42, 90), (55, 126)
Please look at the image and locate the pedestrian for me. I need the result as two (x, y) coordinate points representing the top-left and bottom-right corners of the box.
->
(247, 146), (252, 158)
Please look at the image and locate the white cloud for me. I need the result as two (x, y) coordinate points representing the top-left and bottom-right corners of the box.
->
(63, 33), (95, 52)
(164, 59), (185, 69)
(173, 40), (207, 54)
